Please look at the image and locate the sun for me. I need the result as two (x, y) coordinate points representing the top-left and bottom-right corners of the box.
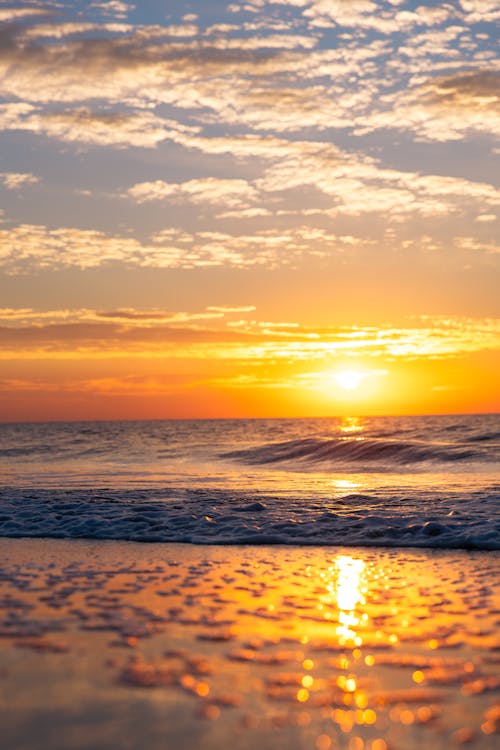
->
(334, 369), (365, 390)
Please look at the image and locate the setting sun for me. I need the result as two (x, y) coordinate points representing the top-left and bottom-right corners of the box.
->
(335, 370), (365, 390)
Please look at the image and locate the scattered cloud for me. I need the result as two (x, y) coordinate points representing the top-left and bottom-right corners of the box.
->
(0, 8), (50, 22)
(1, 209), (498, 275)
(458, 0), (500, 24)
(0, 172), (40, 190)
(475, 214), (496, 223)
(302, 0), (403, 33)
(0, 104), (198, 148)
(90, 1), (135, 20)
(207, 305), (257, 313)
(0, 222), (332, 273)
(0, 306), (255, 327)
(0, 308), (498, 363)
(21, 22), (132, 40)
(117, 132), (500, 222)
(358, 70), (500, 141)
(0, 9), (496, 149)
(127, 178), (259, 209)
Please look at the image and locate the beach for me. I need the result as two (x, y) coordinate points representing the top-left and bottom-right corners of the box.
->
(1, 538), (498, 750)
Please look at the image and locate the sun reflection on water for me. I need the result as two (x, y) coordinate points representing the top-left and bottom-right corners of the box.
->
(334, 556), (367, 645)
(331, 479), (361, 491)
(339, 417), (364, 434)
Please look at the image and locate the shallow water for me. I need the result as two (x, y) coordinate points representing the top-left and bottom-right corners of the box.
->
(0, 415), (498, 549)
(0, 539), (498, 750)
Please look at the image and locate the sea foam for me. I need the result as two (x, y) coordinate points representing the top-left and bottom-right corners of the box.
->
(0, 485), (498, 550)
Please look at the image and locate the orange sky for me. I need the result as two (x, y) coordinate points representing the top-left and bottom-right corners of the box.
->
(0, 314), (498, 420)
(0, 0), (498, 420)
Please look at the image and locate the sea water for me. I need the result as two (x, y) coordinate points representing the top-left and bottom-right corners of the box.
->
(0, 414), (498, 549)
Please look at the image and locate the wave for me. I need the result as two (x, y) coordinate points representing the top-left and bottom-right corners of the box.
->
(0, 486), (498, 551)
(468, 431), (500, 443)
(221, 436), (488, 467)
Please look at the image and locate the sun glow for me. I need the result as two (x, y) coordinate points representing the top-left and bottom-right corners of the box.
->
(335, 370), (365, 390)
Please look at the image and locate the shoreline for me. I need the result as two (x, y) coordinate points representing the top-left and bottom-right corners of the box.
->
(1, 531), (498, 551)
(0, 538), (499, 749)
(2, 535), (500, 550)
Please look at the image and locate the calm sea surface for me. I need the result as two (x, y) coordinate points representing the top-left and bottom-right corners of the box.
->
(0, 415), (498, 549)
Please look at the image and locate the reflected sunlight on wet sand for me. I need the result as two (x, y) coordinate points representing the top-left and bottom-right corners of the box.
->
(0, 539), (498, 750)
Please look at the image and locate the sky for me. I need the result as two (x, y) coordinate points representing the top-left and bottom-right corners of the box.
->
(0, 0), (499, 421)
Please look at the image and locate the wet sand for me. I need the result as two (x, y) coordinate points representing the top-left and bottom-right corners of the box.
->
(0, 539), (498, 750)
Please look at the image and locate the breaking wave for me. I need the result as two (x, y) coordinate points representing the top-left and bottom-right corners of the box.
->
(221, 436), (489, 467)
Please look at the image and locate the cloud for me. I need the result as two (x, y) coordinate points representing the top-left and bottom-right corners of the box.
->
(454, 236), (499, 256)
(241, 0), (459, 34)
(0, 1), (497, 307)
(207, 305), (257, 313)
(0, 172), (39, 190)
(422, 71), (500, 107)
(241, 0), (500, 31)
(0, 105), (197, 148)
(243, 138), (500, 218)
(0, 8), (49, 22)
(458, 0), (500, 24)
(0, 9), (495, 150)
(95, 309), (224, 323)
(90, 1), (135, 20)
(0, 224), (141, 272)
(0, 223), (342, 272)
(0, 321), (258, 356)
(358, 70), (500, 141)
(0, 310), (498, 363)
(0, 24), (313, 110)
(21, 22), (133, 40)
(127, 178), (259, 208)
(302, 0), (402, 33)
(0, 306), (254, 327)
(1, 197), (498, 275)
(118, 129), (500, 221)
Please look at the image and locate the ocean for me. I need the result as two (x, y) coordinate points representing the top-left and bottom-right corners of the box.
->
(0, 414), (498, 549)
